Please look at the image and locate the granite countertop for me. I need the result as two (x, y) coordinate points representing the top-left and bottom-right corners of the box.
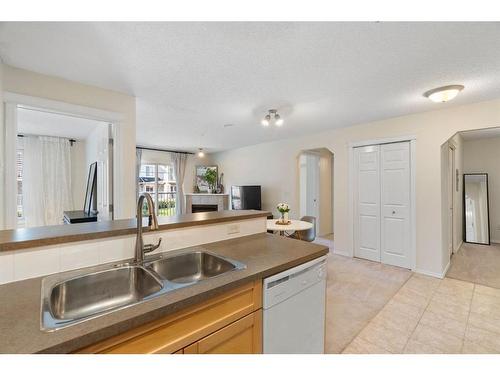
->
(0, 210), (269, 252)
(0, 233), (328, 353)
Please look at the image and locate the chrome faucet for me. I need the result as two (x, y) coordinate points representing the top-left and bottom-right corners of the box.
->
(135, 192), (162, 263)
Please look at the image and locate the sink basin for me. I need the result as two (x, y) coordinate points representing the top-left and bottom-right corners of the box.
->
(40, 249), (245, 331)
(147, 251), (245, 284)
(42, 265), (162, 330)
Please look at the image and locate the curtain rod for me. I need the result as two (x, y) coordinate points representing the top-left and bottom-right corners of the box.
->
(136, 145), (194, 155)
(17, 134), (76, 146)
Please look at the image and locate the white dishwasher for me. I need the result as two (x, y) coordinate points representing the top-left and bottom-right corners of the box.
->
(263, 255), (327, 354)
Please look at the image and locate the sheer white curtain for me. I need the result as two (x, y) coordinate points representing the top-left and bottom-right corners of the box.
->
(23, 136), (74, 227)
(171, 152), (188, 214)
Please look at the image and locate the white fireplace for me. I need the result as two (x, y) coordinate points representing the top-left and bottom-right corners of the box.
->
(185, 193), (230, 213)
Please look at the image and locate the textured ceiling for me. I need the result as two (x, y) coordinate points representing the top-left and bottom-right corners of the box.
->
(17, 108), (107, 140)
(2, 22), (500, 152)
(460, 127), (500, 141)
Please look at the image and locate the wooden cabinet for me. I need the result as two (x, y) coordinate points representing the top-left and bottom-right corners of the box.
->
(75, 280), (262, 354)
(184, 311), (261, 354)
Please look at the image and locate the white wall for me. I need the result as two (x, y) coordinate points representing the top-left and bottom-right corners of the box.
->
(2, 65), (136, 219)
(71, 140), (87, 209)
(463, 136), (500, 243)
(85, 124), (108, 169)
(184, 154), (216, 194)
(0, 62), (4, 229)
(212, 98), (500, 277)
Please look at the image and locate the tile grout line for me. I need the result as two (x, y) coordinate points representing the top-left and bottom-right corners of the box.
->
(460, 283), (476, 353)
(340, 270), (414, 353)
(400, 277), (443, 353)
(462, 284), (500, 352)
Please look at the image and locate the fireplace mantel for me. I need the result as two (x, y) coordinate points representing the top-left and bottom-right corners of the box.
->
(185, 193), (229, 213)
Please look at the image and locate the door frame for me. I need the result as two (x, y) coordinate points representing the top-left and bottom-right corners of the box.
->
(3, 92), (125, 227)
(299, 151), (321, 235)
(348, 135), (417, 270)
(447, 143), (455, 257)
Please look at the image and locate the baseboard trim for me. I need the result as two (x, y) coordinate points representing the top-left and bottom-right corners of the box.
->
(415, 261), (450, 280)
(453, 240), (463, 253)
(442, 260), (451, 277)
(332, 249), (350, 257)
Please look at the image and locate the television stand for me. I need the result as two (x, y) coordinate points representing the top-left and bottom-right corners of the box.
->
(63, 210), (98, 224)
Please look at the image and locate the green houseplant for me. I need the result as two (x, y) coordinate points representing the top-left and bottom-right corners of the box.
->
(204, 168), (218, 193)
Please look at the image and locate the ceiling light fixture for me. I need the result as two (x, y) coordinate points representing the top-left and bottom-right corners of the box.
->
(197, 148), (205, 158)
(261, 109), (284, 127)
(423, 85), (464, 103)
(261, 114), (270, 126)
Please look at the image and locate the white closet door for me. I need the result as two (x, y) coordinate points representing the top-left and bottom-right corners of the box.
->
(354, 145), (381, 262)
(380, 142), (411, 268)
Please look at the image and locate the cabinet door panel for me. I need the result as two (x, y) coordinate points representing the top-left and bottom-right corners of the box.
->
(185, 310), (262, 354)
(75, 280), (262, 354)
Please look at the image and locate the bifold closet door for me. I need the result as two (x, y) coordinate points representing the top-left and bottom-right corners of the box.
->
(353, 145), (381, 262)
(380, 142), (411, 269)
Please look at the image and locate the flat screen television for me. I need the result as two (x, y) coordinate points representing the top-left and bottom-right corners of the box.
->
(231, 185), (261, 210)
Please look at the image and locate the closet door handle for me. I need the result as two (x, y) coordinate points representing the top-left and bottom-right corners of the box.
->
(392, 210), (396, 215)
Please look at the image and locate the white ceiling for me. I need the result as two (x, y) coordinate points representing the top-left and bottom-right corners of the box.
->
(2, 22), (500, 152)
(17, 107), (107, 140)
(460, 127), (500, 141)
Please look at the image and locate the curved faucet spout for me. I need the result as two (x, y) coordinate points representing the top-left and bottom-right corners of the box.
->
(135, 192), (161, 263)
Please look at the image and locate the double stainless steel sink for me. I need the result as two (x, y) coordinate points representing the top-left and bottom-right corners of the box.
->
(41, 250), (245, 331)
(148, 251), (240, 284)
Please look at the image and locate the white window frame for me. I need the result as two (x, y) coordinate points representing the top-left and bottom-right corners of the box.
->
(139, 162), (176, 215)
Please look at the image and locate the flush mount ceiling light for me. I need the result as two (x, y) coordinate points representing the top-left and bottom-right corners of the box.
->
(197, 148), (205, 158)
(261, 109), (284, 127)
(423, 85), (464, 103)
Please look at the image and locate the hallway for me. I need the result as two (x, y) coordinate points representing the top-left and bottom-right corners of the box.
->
(447, 242), (500, 289)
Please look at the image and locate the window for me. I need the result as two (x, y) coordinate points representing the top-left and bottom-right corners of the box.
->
(138, 163), (177, 216)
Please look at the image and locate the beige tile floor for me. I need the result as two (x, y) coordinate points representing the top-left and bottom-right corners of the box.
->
(446, 242), (500, 289)
(324, 253), (412, 353)
(342, 274), (500, 353)
(317, 237), (500, 354)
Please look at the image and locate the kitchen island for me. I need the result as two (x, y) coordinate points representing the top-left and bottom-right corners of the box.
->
(0, 232), (328, 353)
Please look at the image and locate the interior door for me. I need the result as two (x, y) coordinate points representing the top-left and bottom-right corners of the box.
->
(448, 146), (455, 256)
(300, 153), (320, 235)
(354, 145), (381, 262)
(307, 154), (320, 235)
(380, 142), (411, 268)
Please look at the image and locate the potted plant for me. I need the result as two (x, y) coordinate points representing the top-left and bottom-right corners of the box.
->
(277, 203), (290, 224)
(204, 168), (218, 194)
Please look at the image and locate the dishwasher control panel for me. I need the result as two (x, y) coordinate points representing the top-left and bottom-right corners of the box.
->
(263, 255), (327, 309)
